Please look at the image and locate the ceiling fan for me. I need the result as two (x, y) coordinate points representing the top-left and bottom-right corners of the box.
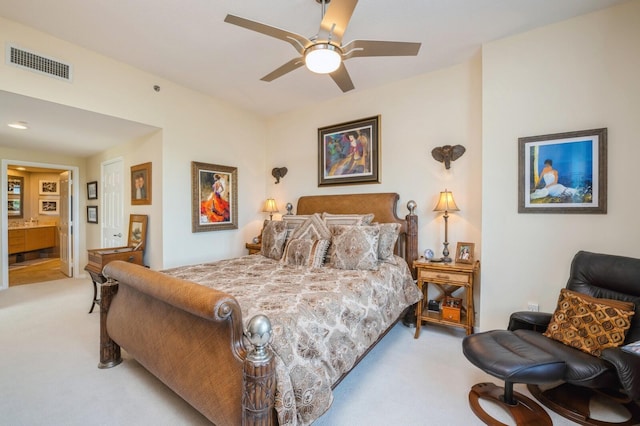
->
(224, 0), (421, 92)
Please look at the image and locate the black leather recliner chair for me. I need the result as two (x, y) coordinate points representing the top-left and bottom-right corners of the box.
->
(463, 251), (640, 426)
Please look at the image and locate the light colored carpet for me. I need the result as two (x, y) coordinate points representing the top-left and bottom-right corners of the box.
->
(0, 278), (601, 425)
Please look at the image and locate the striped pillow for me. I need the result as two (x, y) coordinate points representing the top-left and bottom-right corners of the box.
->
(281, 214), (310, 239)
(321, 212), (375, 226)
(290, 213), (332, 241)
(281, 238), (329, 268)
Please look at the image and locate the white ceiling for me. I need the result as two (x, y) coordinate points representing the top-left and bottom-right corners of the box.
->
(0, 0), (630, 158)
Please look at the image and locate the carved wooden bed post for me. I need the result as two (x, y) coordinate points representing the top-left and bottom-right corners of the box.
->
(98, 277), (122, 369)
(405, 200), (419, 280)
(243, 314), (276, 426)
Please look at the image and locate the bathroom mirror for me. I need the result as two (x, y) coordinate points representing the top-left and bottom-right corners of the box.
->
(7, 176), (24, 219)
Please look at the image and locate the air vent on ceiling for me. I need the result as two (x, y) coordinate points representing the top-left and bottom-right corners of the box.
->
(6, 44), (73, 82)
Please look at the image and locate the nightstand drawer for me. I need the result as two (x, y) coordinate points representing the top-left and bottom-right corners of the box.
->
(246, 242), (261, 255)
(419, 269), (470, 284)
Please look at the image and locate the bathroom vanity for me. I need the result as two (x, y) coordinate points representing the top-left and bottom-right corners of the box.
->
(8, 225), (56, 255)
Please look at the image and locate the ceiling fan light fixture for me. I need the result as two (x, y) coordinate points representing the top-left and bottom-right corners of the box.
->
(305, 43), (341, 74)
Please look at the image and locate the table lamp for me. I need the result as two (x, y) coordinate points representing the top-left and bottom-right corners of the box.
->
(262, 198), (278, 220)
(433, 189), (459, 263)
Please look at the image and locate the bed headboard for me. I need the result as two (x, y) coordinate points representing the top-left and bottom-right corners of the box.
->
(296, 193), (418, 276)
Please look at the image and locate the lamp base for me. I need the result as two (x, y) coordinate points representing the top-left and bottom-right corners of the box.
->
(441, 241), (452, 263)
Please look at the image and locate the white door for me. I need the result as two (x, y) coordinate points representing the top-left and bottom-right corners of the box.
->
(102, 159), (125, 248)
(58, 171), (73, 277)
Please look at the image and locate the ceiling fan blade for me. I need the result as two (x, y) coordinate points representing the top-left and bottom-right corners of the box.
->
(342, 39), (421, 59)
(330, 63), (355, 92)
(318, 0), (358, 45)
(260, 58), (305, 82)
(224, 14), (311, 55)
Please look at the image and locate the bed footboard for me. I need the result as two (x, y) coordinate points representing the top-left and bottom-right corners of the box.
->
(98, 278), (122, 369)
(100, 261), (276, 426)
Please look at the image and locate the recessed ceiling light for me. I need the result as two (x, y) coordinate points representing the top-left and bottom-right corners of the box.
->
(8, 121), (29, 130)
(16, 167), (26, 171)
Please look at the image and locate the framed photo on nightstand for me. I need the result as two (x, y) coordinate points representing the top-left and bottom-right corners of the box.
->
(455, 242), (475, 264)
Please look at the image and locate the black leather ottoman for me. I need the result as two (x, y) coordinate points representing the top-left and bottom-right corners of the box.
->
(462, 330), (566, 425)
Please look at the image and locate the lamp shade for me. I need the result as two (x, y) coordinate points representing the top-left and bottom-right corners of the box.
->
(433, 190), (460, 212)
(262, 198), (279, 213)
(305, 43), (341, 74)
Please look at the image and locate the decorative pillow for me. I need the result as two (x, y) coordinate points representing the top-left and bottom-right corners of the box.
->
(377, 223), (401, 264)
(543, 288), (635, 357)
(281, 214), (310, 239)
(290, 213), (332, 241)
(259, 220), (288, 260)
(321, 212), (375, 226)
(281, 238), (330, 268)
(328, 225), (380, 270)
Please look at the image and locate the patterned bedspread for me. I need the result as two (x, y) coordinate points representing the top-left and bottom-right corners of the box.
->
(162, 255), (421, 425)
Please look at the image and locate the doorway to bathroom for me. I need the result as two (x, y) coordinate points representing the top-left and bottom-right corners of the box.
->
(2, 160), (80, 289)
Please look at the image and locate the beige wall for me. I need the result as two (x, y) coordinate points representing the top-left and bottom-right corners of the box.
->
(85, 130), (163, 268)
(1, 16), (267, 273)
(265, 57), (483, 266)
(480, 0), (640, 330)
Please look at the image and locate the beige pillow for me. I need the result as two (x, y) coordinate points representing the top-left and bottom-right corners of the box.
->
(544, 288), (635, 357)
(259, 220), (288, 260)
(377, 223), (401, 264)
(321, 212), (375, 226)
(328, 225), (379, 270)
(290, 213), (332, 241)
(281, 238), (329, 268)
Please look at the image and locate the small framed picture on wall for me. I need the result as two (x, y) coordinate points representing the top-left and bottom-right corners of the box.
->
(39, 180), (59, 195)
(131, 162), (152, 205)
(39, 199), (59, 215)
(87, 206), (98, 224)
(87, 181), (98, 200)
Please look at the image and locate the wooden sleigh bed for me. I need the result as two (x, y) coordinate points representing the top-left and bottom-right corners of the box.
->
(99, 193), (420, 425)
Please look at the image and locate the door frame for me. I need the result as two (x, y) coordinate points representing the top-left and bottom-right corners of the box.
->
(0, 159), (80, 290)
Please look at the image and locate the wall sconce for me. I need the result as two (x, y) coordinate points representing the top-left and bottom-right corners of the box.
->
(433, 189), (460, 263)
(262, 198), (279, 220)
(271, 167), (288, 184)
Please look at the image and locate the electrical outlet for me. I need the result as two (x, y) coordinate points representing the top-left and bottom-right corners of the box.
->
(527, 303), (539, 312)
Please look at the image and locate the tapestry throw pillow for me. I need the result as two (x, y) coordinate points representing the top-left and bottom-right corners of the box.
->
(321, 212), (375, 226)
(376, 223), (401, 264)
(260, 220), (288, 260)
(281, 238), (330, 268)
(543, 288), (635, 357)
(290, 213), (332, 241)
(328, 225), (380, 270)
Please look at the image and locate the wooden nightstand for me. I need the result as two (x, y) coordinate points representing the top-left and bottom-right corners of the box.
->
(245, 242), (261, 255)
(413, 259), (479, 338)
